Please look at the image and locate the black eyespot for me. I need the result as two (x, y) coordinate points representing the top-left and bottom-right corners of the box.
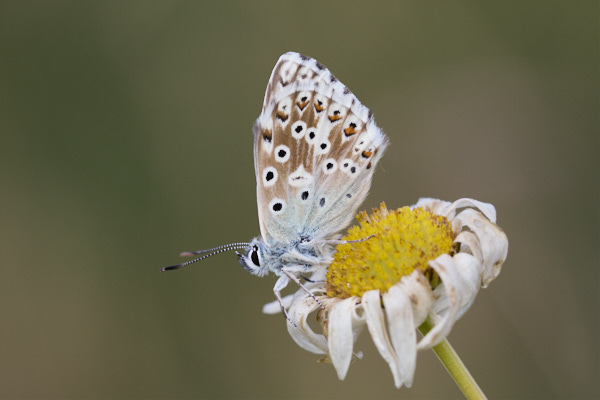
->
(343, 162), (349, 168)
(350, 166), (356, 173)
(250, 246), (260, 266)
(273, 202), (283, 212)
(320, 197), (325, 207)
(295, 125), (303, 133)
(301, 191), (309, 200)
(346, 193), (352, 198)
(278, 149), (287, 158)
(320, 143), (327, 150)
(266, 171), (274, 181)
(309, 131), (315, 139)
(326, 162), (334, 169)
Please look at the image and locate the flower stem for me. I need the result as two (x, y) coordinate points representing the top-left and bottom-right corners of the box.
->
(418, 319), (487, 400)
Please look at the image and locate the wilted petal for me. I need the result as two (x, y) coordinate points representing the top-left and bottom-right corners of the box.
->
(262, 294), (294, 314)
(413, 197), (451, 215)
(362, 290), (403, 388)
(453, 208), (508, 286)
(418, 254), (462, 350)
(415, 197), (497, 223)
(448, 198), (497, 223)
(454, 230), (484, 263)
(382, 284), (417, 387)
(397, 271), (435, 325)
(349, 301), (366, 361)
(286, 294), (328, 355)
(432, 252), (482, 320)
(328, 297), (360, 380)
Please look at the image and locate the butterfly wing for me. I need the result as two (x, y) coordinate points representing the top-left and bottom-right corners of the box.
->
(254, 52), (388, 245)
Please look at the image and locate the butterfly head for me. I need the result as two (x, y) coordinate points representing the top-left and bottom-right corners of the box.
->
(237, 237), (271, 277)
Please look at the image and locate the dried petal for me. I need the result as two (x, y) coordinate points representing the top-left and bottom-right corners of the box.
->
(286, 294), (328, 354)
(383, 284), (417, 387)
(362, 290), (403, 388)
(328, 297), (360, 380)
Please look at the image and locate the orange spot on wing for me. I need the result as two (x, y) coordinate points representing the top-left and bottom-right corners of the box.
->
(328, 114), (342, 122)
(276, 111), (289, 122)
(263, 129), (272, 142)
(361, 150), (373, 158)
(297, 101), (308, 111)
(344, 126), (357, 136)
(314, 102), (324, 112)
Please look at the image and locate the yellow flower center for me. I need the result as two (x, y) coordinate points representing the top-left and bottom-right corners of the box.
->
(326, 203), (454, 299)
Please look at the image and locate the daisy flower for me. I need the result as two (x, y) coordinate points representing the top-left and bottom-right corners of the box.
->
(263, 198), (508, 392)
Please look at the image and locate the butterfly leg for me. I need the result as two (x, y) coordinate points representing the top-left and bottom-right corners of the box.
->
(281, 269), (324, 310)
(273, 275), (296, 326)
(300, 274), (326, 283)
(327, 234), (375, 246)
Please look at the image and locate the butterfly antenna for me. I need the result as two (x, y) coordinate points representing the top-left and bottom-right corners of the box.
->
(179, 242), (252, 257)
(161, 242), (250, 272)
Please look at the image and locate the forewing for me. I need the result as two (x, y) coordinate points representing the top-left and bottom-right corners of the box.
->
(254, 52), (388, 245)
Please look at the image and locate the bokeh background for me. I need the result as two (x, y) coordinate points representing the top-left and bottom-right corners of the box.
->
(1, 1), (597, 399)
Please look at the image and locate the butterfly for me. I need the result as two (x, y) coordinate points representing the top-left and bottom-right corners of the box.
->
(163, 52), (388, 321)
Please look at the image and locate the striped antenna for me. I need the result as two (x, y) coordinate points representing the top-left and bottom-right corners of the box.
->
(161, 242), (250, 272)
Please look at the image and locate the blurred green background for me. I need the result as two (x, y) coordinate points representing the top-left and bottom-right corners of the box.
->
(1, 1), (597, 399)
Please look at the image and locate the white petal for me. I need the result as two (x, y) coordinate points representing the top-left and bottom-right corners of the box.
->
(286, 294), (328, 355)
(348, 300), (366, 361)
(448, 198), (497, 223)
(328, 297), (359, 380)
(362, 290), (403, 388)
(412, 197), (451, 215)
(454, 253), (482, 318)
(382, 285), (417, 387)
(397, 271), (435, 326)
(262, 294), (294, 314)
(453, 208), (508, 287)
(432, 252), (482, 320)
(415, 197), (497, 223)
(418, 254), (462, 350)
(454, 230), (484, 263)
(349, 299), (366, 329)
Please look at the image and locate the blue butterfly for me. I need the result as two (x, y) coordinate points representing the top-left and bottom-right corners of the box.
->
(163, 52), (388, 321)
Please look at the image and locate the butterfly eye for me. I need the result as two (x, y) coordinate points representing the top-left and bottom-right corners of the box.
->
(250, 246), (260, 267)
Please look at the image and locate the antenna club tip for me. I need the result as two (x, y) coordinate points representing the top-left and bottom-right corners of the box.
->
(180, 252), (195, 257)
(161, 265), (181, 272)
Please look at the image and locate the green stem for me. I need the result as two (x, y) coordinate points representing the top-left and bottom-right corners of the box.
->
(418, 319), (487, 400)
